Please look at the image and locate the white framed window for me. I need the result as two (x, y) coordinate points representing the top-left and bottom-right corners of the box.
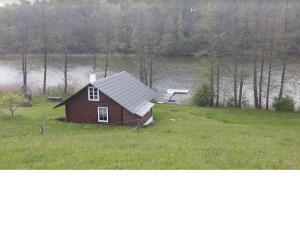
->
(98, 107), (108, 122)
(88, 86), (99, 101)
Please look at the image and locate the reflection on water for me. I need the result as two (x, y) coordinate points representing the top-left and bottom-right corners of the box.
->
(0, 54), (299, 106)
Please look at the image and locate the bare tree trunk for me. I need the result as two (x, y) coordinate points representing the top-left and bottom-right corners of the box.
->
(237, 0), (250, 108)
(279, 62), (286, 100)
(253, 58), (259, 108)
(216, 62), (220, 107)
(22, 52), (26, 87)
(233, 0), (239, 107)
(64, 51), (68, 95)
(266, 4), (276, 110)
(253, 0), (262, 109)
(104, 52), (109, 78)
(238, 73), (245, 108)
(266, 59), (272, 110)
(144, 68), (148, 86)
(279, 0), (289, 100)
(233, 61), (238, 107)
(139, 61), (144, 83)
(149, 58), (153, 88)
(43, 52), (47, 95)
(238, 40), (248, 108)
(238, 50), (247, 108)
(93, 53), (97, 72)
(41, 2), (48, 95)
(137, 8), (147, 85)
(22, 51), (27, 90)
(258, 16), (269, 109)
(210, 57), (214, 106)
(259, 48), (265, 109)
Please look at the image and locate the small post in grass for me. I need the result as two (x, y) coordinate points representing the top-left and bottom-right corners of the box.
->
(40, 121), (45, 135)
(136, 118), (141, 132)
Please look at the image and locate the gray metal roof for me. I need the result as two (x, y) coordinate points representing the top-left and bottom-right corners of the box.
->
(92, 71), (156, 116)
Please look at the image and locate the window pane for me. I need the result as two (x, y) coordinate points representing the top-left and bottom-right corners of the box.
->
(99, 108), (108, 121)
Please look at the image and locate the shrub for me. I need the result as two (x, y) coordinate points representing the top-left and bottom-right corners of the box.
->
(0, 93), (23, 117)
(272, 96), (295, 112)
(192, 83), (214, 107)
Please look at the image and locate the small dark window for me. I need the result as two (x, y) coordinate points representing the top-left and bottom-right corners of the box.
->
(88, 86), (99, 101)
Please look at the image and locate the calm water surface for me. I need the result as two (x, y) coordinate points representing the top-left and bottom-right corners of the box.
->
(0, 54), (299, 106)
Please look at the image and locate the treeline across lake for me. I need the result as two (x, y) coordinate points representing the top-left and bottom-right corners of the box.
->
(0, 0), (299, 110)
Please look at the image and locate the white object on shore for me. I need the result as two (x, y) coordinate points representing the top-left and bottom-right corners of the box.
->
(166, 89), (189, 94)
(160, 89), (189, 103)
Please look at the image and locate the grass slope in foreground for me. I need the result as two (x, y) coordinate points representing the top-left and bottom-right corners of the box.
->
(0, 96), (300, 169)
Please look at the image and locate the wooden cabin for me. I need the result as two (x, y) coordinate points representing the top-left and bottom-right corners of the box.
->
(54, 71), (156, 126)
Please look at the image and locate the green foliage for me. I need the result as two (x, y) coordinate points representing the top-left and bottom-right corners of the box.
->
(272, 96), (295, 112)
(192, 83), (214, 107)
(0, 93), (23, 117)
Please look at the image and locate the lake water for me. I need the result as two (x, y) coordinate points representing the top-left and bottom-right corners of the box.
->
(0, 54), (299, 106)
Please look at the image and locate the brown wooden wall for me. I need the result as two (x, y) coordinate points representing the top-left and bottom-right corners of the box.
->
(65, 86), (152, 126)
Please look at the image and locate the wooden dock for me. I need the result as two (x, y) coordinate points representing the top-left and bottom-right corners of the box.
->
(159, 89), (189, 103)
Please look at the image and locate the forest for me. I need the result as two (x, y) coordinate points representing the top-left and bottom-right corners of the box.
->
(0, 0), (299, 109)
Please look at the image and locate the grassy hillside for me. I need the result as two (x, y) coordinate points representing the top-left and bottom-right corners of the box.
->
(0, 96), (300, 169)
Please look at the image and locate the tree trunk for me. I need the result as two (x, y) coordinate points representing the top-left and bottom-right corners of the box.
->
(279, 0), (289, 100)
(137, 9), (147, 85)
(139, 62), (144, 83)
(104, 52), (109, 78)
(266, 4), (276, 110)
(233, 61), (238, 107)
(253, 0), (261, 109)
(238, 58), (246, 108)
(279, 62), (286, 100)
(93, 53), (97, 72)
(258, 15), (269, 109)
(216, 62), (220, 107)
(258, 49), (265, 109)
(41, 2), (48, 95)
(238, 46), (247, 108)
(210, 58), (214, 106)
(144, 68), (148, 86)
(64, 51), (68, 95)
(149, 58), (153, 88)
(253, 55), (259, 108)
(22, 52), (25, 87)
(43, 52), (47, 95)
(238, 74), (245, 108)
(266, 60), (272, 110)
(22, 51), (27, 92)
(233, 0), (238, 107)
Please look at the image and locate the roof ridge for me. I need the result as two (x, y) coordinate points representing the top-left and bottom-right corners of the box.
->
(92, 71), (127, 85)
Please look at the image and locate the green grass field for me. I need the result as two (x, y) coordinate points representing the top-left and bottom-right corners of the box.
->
(0, 96), (300, 169)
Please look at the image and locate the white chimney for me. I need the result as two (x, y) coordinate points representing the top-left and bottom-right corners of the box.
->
(90, 73), (96, 84)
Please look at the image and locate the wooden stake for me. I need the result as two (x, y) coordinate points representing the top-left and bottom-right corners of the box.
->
(40, 121), (45, 135)
(137, 119), (141, 132)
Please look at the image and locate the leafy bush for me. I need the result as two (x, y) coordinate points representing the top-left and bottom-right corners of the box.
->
(0, 93), (23, 117)
(192, 83), (214, 107)
(272, 96), (295, 112)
